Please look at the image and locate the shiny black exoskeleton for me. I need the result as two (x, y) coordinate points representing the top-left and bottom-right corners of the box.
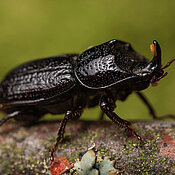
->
(0, 39), (174, 163)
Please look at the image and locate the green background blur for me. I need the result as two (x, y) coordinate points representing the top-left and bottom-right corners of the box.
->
(0, 0), (175, 121)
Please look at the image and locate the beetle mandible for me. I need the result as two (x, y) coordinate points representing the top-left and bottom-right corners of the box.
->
(0, 39), (175, 163)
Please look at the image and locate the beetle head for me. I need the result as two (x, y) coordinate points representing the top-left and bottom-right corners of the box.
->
(146, 40), (175, 86)
(134, 40), (175, 89)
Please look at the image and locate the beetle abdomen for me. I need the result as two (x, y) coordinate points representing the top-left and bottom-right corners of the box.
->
(1, 54), (78, 103)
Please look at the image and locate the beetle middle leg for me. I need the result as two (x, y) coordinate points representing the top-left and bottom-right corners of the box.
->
(50, 106), (83, 163)
(136, 92), (175, 120)
(100, 95), (142, 142)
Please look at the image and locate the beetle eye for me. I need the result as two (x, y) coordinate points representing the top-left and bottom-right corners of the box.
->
(141, 72), (150, 81)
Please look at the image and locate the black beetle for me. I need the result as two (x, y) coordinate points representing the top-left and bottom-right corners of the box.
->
(0, 39), (175, 163)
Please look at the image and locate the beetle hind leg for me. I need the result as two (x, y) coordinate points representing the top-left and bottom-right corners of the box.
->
(0, 111), (21, 126)
(100, 95), (142, 142)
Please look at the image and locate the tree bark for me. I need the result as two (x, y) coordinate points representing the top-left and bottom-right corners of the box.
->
(0, 120), (175, 174)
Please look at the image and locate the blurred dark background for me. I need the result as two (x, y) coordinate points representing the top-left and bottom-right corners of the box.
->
(0, 0), (175, 121)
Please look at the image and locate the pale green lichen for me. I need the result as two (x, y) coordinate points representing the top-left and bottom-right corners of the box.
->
(74, 149), (120, 174)
(74, 149), (98, 175)
(96, 157), (117, 175)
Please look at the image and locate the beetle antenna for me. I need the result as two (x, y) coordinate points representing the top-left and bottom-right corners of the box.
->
(162, 58), (175, 69)
(156, 72), (168, 82)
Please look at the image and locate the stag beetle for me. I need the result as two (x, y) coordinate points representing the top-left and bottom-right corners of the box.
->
(0, 39), (174, 163)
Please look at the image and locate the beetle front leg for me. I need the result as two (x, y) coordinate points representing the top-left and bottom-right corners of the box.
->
(50, 106), (83, 164)
(100, 95), (142, 142)
(136, 92), (175, 120)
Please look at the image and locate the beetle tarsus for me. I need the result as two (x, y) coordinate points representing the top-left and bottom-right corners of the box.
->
(126, 126), (143, 142)
(154, 114), (175, 120)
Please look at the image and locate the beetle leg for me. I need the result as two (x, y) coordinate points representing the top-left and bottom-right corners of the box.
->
(100, 95), (142, 142)
(136, 92), (175, 120)
(50, 107), (83, 164)
(0, 111), (20, 126)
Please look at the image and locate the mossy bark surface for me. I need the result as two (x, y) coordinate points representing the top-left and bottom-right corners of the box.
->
(0, 120), (175, 174)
